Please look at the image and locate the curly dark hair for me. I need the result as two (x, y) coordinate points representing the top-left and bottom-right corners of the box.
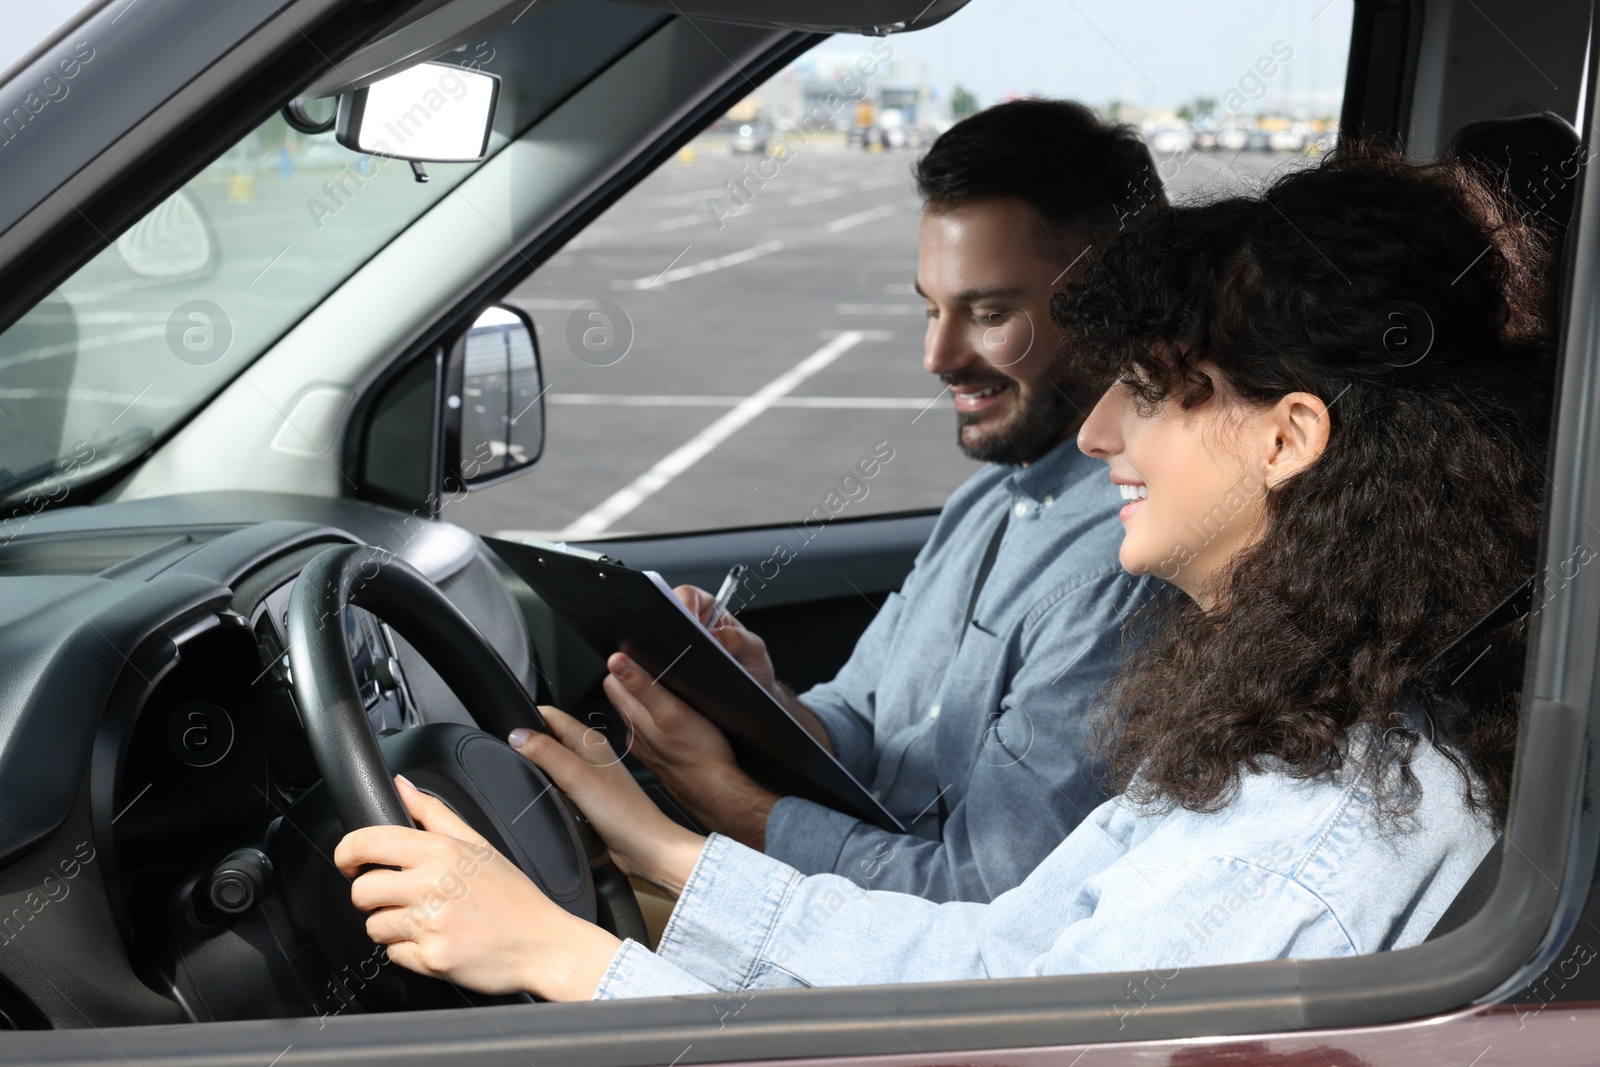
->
(1053, 142), (1553, 823)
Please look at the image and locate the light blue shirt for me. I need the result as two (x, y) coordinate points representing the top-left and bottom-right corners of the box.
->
(767, 436), (1160, 902)
(595, 734), (1498, 998)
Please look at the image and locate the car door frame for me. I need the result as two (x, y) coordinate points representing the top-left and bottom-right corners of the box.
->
(2, 0), (1600, 1063)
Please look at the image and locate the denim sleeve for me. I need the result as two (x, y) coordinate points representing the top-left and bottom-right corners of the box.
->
(689, 842), (1351, 991)
(771, 571), (1154, 901)
(647, 834), (812, 992)
(592, 939), (718, 999)
(987, 853), (1360, 981)
(653, 831), (990, 988)
(596, 827), (1359, 995)
(591, 835), (790, 999)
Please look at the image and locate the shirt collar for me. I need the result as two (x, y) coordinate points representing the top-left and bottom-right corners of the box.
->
(1004, 434), (1101, 503)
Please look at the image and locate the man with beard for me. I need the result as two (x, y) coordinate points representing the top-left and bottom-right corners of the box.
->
(578, 101), (1166, 904)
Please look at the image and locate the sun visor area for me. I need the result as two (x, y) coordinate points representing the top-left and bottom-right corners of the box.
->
(601, 0), (970, 35)
(301, 0), (557, 98)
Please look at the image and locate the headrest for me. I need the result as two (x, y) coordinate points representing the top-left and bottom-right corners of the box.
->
(1449, 111), (1583, 232)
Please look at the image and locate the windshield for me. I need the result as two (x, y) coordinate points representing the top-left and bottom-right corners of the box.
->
(0, 1), (665, 511)
(0, 120), (491, 507)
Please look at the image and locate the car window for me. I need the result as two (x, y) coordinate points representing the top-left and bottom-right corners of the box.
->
(0, 2), (666, 511)
(448, 0), (1355, 541)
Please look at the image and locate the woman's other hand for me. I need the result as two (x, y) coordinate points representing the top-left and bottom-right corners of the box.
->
(335, 776), (623, 1001)
(510, 706), (706, 895)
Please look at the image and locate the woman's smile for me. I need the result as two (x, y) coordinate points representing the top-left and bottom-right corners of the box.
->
(1114, 478), (1148, 523)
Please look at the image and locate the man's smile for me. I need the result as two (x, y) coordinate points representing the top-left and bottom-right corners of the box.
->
(949, 377), (1015, 414)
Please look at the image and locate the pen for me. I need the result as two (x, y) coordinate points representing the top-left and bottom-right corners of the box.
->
(707, 564), (747, 629)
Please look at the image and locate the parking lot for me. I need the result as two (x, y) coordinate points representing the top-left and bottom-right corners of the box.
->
(446, 135), (1297, 541)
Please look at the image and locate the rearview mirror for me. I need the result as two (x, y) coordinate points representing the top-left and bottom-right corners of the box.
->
(446, 305), (545, 488)
(334, 61), (499, 162)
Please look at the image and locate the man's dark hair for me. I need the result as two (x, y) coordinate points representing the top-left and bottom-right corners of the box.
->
(913, 99), (1166, 255)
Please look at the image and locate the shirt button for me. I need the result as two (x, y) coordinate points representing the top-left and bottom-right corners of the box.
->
(871, 789), (883, 801)
(1043, 494), (1055, 508)
(1013, 501), (1030, 518)
(929, 703), (941, 720)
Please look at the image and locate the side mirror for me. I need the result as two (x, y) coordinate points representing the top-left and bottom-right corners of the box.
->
(445, 305), (545, 488)
(334, 61), (499, 162)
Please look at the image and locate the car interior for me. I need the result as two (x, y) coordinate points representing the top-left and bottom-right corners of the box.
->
(1, 0), (1600, 1063)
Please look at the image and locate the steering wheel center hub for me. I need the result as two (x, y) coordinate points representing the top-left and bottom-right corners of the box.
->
(380, 723), (595, 917)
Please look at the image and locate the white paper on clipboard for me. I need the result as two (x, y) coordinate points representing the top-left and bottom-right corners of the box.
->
(642, 570), (776, 706)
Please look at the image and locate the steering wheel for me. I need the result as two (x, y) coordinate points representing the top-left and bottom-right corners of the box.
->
(272, 544), (646, 1012)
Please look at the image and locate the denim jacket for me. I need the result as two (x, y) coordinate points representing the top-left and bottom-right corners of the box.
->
(595, 734), (1498, 998)
(768, 437), (1160, 901)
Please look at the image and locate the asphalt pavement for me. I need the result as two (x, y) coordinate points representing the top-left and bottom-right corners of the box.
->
(444, 136), (1297, 541)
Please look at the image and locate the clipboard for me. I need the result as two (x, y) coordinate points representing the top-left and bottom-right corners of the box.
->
(485, 536), (905, 833)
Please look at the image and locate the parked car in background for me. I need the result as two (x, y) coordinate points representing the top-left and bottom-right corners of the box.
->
(1269, 126), (1307, 151)
(730, 122), (768, 154)
(1147, 126), (1195, 153)
(1216, 123), (1252, 150)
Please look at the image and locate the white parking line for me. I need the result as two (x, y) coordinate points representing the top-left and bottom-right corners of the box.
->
(549, 394), (947, 409)
(836, 303), (923, 315)
(0, 386), (179, 408)
(614, 240), (785, 290)
(562, 227), (620, 250)
(510, 298), (590, 310)
(856, 173), (911, 190)
(824, 204), (896, 233)
(785, 186), (845, 206)
(0, 325), (166, 370)
(635, 191), (728, 207)
(557, 331), (868, 538)
(650, 213), (706, 232)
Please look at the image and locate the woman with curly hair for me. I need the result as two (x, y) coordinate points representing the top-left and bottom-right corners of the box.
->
(333, 144), (1552, 999)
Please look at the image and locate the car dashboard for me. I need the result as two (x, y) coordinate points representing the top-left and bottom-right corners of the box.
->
(0, 491), (540, 1028)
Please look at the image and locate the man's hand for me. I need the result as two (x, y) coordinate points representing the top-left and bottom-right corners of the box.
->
(509, 706), (705, 894)
(675, 584), (781, 692)
(336, 776), (623, 1001)
(673, 584), (835, 752)
(604, 652), (779, 849)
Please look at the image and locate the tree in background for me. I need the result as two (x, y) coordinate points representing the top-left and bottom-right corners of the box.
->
(951, 84), (979, 118)
(1177, 95), (1219, 123)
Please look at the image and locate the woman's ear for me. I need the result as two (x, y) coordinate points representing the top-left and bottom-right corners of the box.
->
(1260, 390), (1331, 488)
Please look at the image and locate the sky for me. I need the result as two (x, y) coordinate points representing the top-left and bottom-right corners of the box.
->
(1, 0), (1358, 117)
(810, 0), (1357, 116)
(0, 0), (89, 78)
